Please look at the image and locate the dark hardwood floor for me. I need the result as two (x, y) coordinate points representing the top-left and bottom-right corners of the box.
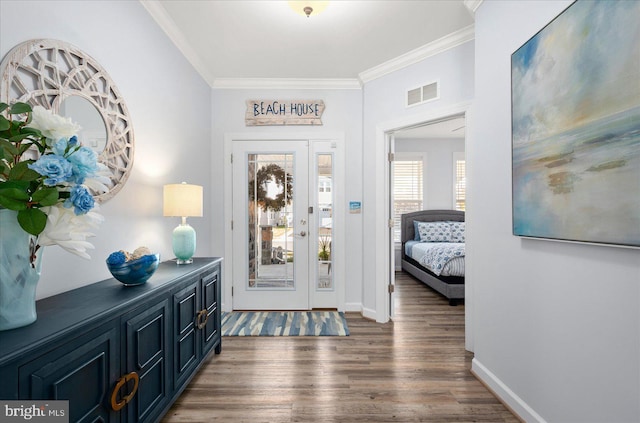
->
(162, 272), (519, 422)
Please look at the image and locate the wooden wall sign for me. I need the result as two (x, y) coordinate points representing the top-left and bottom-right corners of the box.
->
(245, 99), (325, 126)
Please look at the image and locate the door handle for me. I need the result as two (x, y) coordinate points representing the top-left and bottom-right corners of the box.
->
(195, 309), (209, 329)
(110, 371), (139, 411)
(298, 231), (307, 237)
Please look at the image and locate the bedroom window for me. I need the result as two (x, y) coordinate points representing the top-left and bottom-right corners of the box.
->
(393, 156), (424, 242)
(453, 152), (466, 211)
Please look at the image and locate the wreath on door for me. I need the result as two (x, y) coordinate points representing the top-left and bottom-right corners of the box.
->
(250, 163), (293, 212)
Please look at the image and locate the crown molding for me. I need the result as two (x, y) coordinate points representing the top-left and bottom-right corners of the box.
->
(139, 0), (216, 86)
(358, 24), (475, 84)
(212, 78), (362, 90)
(463, 0), (484, 15)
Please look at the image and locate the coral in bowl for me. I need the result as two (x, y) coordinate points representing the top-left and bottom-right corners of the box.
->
(106, 251), (160, 286)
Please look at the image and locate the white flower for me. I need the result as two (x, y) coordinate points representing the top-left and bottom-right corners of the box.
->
(36, 204), (105, 259)
(83, 162), (113, 194)
(30, 105), (81, 141)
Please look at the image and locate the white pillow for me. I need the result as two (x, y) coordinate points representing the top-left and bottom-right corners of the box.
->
(417, 221), (451, 242)
(448, 221), (465, 243)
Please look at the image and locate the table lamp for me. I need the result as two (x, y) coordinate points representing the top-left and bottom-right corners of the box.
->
(163, 182), (203, 264)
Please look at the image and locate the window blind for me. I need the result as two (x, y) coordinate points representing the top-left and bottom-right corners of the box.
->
(393, 159), (423, 242)
(455, 158), (466, 211)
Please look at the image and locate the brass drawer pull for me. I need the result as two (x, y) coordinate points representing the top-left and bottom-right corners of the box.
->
(110, 371), (139, 411)
(196, 309), (209, 329)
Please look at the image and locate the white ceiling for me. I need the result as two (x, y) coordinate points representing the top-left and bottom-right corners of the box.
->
(142, 0), (476, 83)
(142, 1), (474, 139)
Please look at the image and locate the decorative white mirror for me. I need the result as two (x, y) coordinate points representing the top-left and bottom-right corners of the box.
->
(59, 96), (108, 153)
(0, 39), (134, 202)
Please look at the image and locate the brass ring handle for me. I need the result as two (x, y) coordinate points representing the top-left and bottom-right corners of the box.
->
(194, 310), (204, 329)
(110, 371), (140, 411)
(196, 309), (209, 329)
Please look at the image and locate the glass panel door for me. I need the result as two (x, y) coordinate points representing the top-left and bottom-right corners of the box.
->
(232, 141), (309, 310)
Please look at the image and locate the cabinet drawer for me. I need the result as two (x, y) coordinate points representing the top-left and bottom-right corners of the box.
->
(201, 270), (220, 356)
(124, 298), (170, 423)
(172, 282), (199, 390)
(19, 323), (119, 423)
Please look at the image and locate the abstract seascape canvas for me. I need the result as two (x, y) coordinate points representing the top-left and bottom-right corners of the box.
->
(511, 0), (640, 247)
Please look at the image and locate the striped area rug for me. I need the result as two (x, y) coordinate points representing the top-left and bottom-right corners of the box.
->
(222, 311), (350, 336)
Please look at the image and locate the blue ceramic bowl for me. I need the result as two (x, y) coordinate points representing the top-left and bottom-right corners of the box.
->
(107, 254), (160, 286)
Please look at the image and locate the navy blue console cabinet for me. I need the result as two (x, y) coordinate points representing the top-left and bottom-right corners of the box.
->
(0, 257), (222, 423)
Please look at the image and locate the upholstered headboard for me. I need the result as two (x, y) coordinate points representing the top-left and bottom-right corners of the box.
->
(401, 209), (465, 245)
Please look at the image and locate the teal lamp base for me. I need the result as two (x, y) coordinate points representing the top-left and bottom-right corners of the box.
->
(172, 221), (196, 265)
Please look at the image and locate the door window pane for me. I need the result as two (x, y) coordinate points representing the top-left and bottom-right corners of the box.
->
(247, 154), (294, 289)
(316, 153), (333, 290)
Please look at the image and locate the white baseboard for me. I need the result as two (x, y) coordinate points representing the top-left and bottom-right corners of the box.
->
(343, 302), (362, 313)
(471, 358), (546, 423)
(362, 306), (377, 321)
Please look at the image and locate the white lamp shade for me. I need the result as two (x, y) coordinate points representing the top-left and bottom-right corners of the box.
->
(163, 183), (203, 217)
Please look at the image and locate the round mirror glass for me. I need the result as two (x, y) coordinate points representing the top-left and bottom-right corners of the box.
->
(59, 96), (108, 153)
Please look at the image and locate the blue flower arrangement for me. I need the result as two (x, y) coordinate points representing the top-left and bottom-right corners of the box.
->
(0, 102), (111, 265)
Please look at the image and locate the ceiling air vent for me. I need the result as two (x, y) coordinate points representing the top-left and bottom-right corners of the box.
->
(406, 81), (439, 107)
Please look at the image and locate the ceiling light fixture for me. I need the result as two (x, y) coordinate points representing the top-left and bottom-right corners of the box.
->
(288, 1), (329, 18)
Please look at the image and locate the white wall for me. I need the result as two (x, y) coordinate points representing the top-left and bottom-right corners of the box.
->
(395, 137), (465, 210)
(211, 88), (363, 310)
(1, 0), (213, 299)
(470, 1), (640, 422)
(362, 40), (475, 319)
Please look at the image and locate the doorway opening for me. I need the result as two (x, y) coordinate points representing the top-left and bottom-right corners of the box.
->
(387, 114), (467, 319)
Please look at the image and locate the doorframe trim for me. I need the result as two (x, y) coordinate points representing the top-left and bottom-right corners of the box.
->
(223, 132), (346, 313)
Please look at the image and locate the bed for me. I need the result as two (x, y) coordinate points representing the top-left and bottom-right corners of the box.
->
(400, 209), (465, 305)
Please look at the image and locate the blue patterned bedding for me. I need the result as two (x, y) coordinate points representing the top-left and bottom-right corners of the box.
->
(405, 241), (465, 277)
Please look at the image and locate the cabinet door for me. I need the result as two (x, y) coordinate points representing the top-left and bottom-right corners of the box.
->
(19, 323), (119, 423)
(201, 266), (221, 356)
(172, 281), (199, 391)
(124, 298), (170, 423)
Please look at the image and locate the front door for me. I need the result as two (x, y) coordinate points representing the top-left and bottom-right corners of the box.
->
(231, 139), (340, 311)
(232, 140), (310, 310)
